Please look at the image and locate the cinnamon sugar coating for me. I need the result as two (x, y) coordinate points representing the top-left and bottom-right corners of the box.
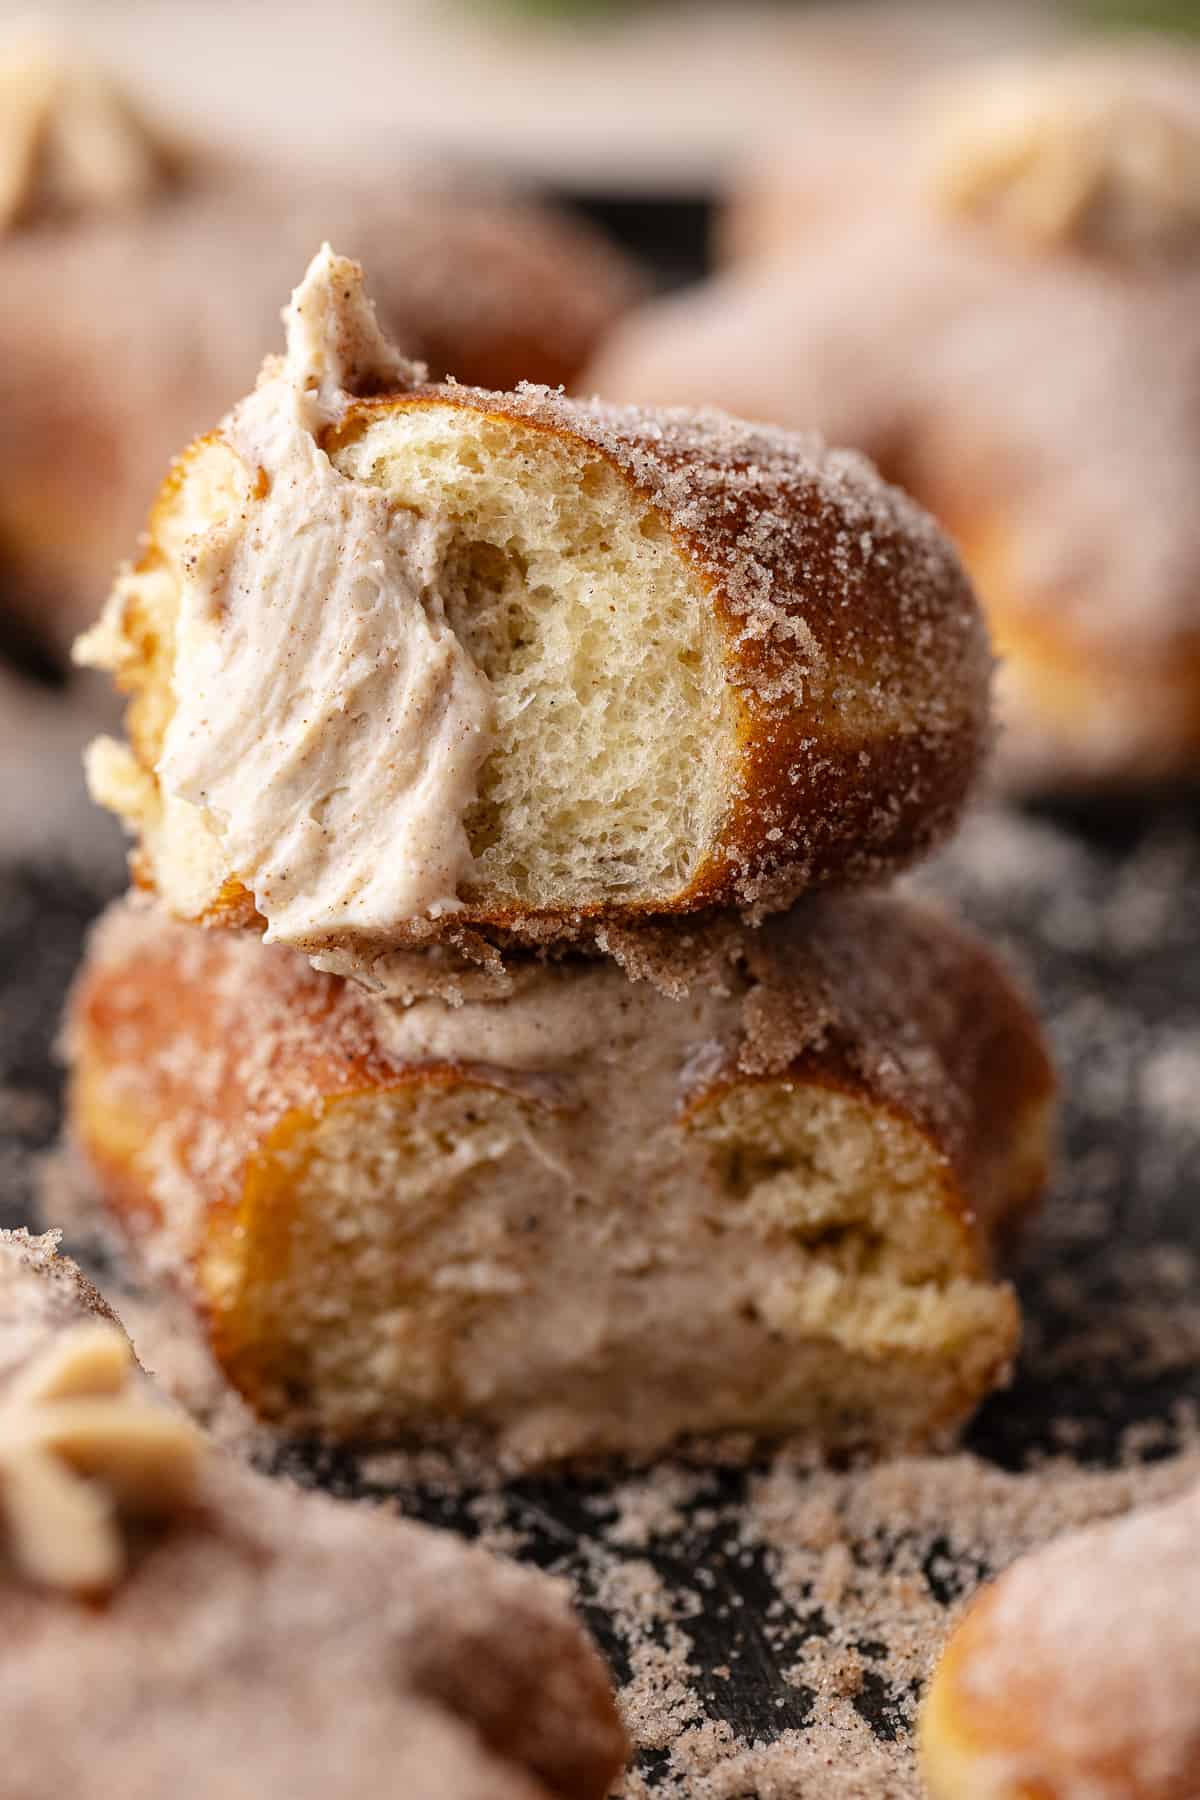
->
(0, 1227), (124, 1377)
(597, 189), (1200, 666)
(0, 1232), (194, 1595)
(336, 381), (992, 926)
(4, 1456), (625, 1800)
(922, 1479), (1200, 1798)
(86, 361), (990, 948)
(70, 889), (1048, 1253)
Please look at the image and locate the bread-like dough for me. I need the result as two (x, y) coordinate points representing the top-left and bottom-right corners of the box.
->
(0, 1229), (625, 1800)
(67, 889), (1053, 1465)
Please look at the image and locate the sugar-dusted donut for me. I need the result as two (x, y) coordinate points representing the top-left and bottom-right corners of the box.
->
(0, 1228), (626, 1800)
(76, 247), (990, 965)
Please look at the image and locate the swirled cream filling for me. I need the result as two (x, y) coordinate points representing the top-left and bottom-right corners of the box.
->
(151, 246), (494, 947)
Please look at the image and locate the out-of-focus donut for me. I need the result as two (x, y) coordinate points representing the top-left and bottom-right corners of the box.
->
(0, 47), (642, 653)
(921, 1479), (1200, 1799)
(589, 47), (1200, 792)
(0, 1227), (626, 1800)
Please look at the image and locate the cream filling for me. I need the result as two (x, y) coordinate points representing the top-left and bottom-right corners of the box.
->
(372, 957), (740, 1080)
(155, 245), (494, 949)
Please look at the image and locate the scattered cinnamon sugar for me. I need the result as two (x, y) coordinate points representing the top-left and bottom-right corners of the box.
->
(407, 806), (1200, 1789)
(475, 1447), (1199, 1799)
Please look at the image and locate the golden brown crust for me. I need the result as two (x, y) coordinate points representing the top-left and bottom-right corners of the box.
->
(67, 892), (1052, 1453)
(94, 381), (991, 942)
(727, 897), (1053, 1256)
(0, 175), (642, 652)
(70, 891), (1051, 1254)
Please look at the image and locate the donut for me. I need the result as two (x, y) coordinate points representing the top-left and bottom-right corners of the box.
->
(588, 48), (1200, 791)
(0, 50), (642, 655)
(75, 245), (989, 966)
(920, 1481), (1200, 1799)
(66, 885), (1053, 1464)
(0, 1228), (626, 1800)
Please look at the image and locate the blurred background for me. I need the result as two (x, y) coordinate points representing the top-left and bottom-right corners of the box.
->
(4, 0), (1198, 848)
(4, 0), (1196, 197)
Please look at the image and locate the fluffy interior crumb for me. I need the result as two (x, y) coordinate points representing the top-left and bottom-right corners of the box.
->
(333, 406), (733, 907)
(199, 1074), (1013, 1460)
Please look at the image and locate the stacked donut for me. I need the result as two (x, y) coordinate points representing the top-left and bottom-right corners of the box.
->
(66, 243), (1054, 1467)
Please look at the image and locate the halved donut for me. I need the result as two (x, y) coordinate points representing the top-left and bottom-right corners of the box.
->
(77, 248), (990, 964)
